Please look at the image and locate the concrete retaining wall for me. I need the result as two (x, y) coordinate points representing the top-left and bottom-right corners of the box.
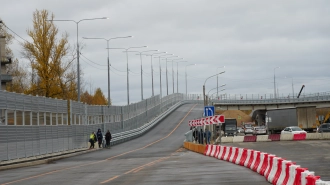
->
(221, 137), (234, 143)
(233, 136), (244, 143)
(256, 135), (270, 142)
(280, 133), (293, 141)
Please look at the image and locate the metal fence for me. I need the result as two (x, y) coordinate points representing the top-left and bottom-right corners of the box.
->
(0, 90), (184, 161)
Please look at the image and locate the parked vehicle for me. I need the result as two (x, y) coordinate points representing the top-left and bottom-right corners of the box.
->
(243, 123), (253, 135)
(252, 126), (267, 135)
(318, 123), (330, 133)
(281, 126), (307, 134)
(266, 107), (317, 134)
(236, 127), (244, 133)
(222, 119), (237, 137)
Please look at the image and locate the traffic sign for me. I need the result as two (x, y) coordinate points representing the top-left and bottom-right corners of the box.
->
(213, 115), (225, 123)
(204, 106), (215, 117)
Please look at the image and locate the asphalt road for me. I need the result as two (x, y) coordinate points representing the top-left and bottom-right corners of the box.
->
(0, 104), (269, 185)
(226, 140), (330, 181)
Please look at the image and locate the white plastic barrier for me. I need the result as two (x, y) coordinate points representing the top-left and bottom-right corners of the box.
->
(306, 133), (322, 140)
(280, 133), (293, 141)
(229, 147), (237, 162)
(205, 144), (212, 156)
(233, 136), (244, 143)
(214, 145), (220, 158)
(217, 146), (224, 159)
(316, 180), (330, 185)
(235, 148), (243, 165)
(244, 149), (252, 167)
(301, 170), (315, 185)
(223, 146), (231, 161)
(268, 157), (280, 183)
(221, 137), (234, 143)
(322, 133), (330, 139)
(276, 160), (291, 185)
(287, 164), (300, 185)
(249, 150), (258, 170)
(256, 135), (270, 142)
(209, 145), (217, 157)
(256, 152), (266, 174)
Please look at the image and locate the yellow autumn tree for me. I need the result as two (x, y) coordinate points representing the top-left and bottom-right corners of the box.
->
(92, 88), (108, 105)
(81, 90), (93, 105)
(22, 9), (77, 100)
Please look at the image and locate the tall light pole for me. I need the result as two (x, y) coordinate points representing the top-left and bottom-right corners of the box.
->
(185, 64), (196, 97)
(285, 76), (295, 99)
(203, 71), (225, 106)
(133, 50), (158, 100)
(49, 17), (108, 102)
(145, 52), (166, 97)
(274, 67), (280, 99)
(82, 36), (132, 106)
(155, 54), (173, 98)
(168, 58), (183, 94)
(175, 61), (187, 93)
(207, 84), (226, 98)
(107, 46), (147, 105)
(161, 56), (179, 95)
(217, 66), (225, 98)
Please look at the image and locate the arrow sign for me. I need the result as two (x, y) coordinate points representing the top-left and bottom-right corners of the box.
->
(214, 115), (225, 124)
(209, 116), (215, 124)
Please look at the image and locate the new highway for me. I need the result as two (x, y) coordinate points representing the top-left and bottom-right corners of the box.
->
(0, 104), (269, 185)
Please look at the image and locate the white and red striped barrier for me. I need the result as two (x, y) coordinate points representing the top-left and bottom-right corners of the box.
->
(203, 144), (330, 185)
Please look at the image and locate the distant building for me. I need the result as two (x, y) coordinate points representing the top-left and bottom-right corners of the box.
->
(0, 35), (12, 90)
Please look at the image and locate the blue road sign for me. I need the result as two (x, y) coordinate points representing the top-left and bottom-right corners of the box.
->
(204, 106), (215, 117)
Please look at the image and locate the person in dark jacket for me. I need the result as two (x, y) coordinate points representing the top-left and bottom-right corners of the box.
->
(96, 129), (103, 148)
(204, 128), (211, 144)
(192, 128), (199, 142)
(199, 129), (204, 144)
(105, 130), (112, 148)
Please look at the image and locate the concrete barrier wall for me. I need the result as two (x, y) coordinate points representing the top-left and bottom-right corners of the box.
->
(233, 136), (244, 143)
(280, 133), (293, 141)
(256, 135), (270, 142)
(221, 137), (234, 143)
(306, 133), (322, 140)
(322, 133), (330, 139)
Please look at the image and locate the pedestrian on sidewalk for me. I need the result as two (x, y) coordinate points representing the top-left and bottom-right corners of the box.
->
(97, 128), (103, 148)
(105, 130), (112, 148)
(89, 132), (96, 149)
(204, 128), (211, 144)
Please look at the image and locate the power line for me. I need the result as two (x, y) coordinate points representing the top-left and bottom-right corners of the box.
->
(80, 53), (107, 66)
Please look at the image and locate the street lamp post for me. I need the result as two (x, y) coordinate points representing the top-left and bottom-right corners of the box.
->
(161, 56), (179, 95)
(185, 64), (196, 98)
(203, 71), (225, 106)
(106, 46), (147, 105)
(133, 50), (158, 100)
(175, 61), (187, 93)
(155, 54), (173, 98)
(82, 36), (132, 106)
(217, 66), (225, 98)
(274, 67), (280, 99)
(207, 84), (226, 99)
(168, 58), (183, 94)
(145, 52), (166, 97)
(49, 17), (108, 102)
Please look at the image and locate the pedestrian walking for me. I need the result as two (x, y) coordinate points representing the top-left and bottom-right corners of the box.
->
(204, 128), (211, 144)
(89, 132), (96, 149)
(97, 128), (103, 148)
(192, 128), (198, 143)
(105, 130), (112, 148)
(199, 129), (204, 144)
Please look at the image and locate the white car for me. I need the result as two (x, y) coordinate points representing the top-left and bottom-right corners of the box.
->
(252, 126), (267, 135)
(281, 126), (307, 134)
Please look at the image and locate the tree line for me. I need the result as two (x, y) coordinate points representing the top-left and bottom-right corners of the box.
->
(1, 9), (109, 105)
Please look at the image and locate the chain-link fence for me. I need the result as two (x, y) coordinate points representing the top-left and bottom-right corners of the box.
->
(0, 90), (184, 162)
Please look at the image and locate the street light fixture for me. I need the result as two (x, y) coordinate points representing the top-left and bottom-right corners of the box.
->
(185, 64), (196, 97)
(155, 54), (173, 98)
(144, 52), (166, 97)
(131, 50), (158, 100)
(168, 58), (183, 94)
(161, 56), (179, 95)
(106, 46), (147, 105)
(207, 84), (226, 98)
(82, 36), (132, 106)
(274, 67), (280, 99)
(217, 66), (225, 98)
(175, 61), (187, 93)
(203, 71), (225, 106)
(49, 17), (109, 102)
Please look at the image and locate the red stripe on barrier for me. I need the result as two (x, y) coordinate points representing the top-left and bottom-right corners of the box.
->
(252, 151), (261, 172)
(272, 158), (284, 185)
(268, 134), (281, 141)
(305, 175), (320, 185)
(239, 149), (248, 166)
(265, 155), (275, 180)
(214, 145), (220, 158)
(294, 167), (308, 185)
(260, 153), (269, 176)
(226, 147), (233, 161)
(293, 133), (306, 141)
(232, 147), (239, 163)
(220, 146), (227, 160)
(204, 144), (210, 155)
(247, 150), (255, 168)
(283, 162), (295, 185)
(244, 135), (257, 142)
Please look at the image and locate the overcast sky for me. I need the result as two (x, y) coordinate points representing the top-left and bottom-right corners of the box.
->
(2, 0), (330, 105)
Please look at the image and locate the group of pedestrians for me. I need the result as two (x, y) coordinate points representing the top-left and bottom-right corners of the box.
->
(192, 127), (211, 144)
(89, 129), (112, 149)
